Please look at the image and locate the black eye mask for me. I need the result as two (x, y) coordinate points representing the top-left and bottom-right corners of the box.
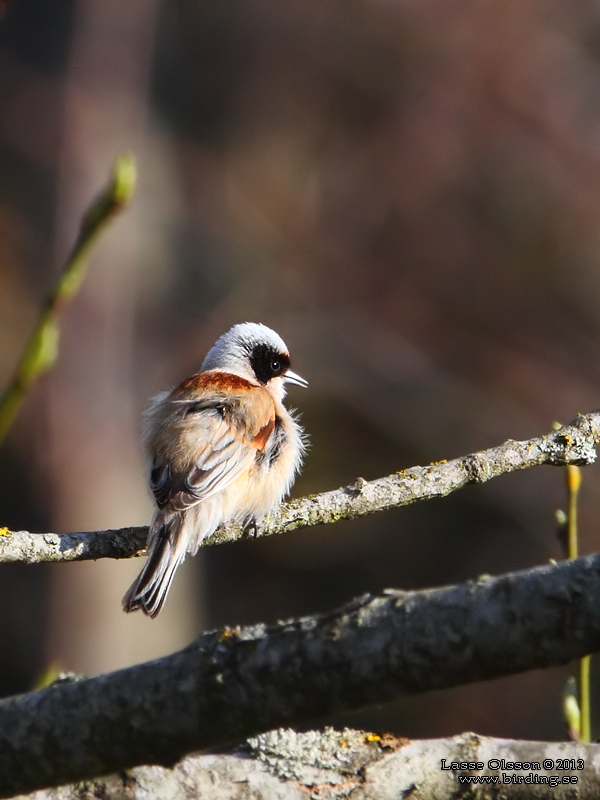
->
(249, 343), (290, 384)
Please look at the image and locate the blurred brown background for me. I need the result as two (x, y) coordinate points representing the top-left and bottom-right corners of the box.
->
(2, 0), (600, 741)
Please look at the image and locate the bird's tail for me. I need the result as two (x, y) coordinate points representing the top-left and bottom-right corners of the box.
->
(122, 513), (188, 618)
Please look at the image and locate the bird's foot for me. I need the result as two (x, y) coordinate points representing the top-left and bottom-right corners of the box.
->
(242, 518), (258, 539)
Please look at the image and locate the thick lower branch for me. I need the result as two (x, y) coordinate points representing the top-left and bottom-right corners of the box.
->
(12, 729), (600, 800)
(2, 553), (600, 797)
(1, 411), (599, 564)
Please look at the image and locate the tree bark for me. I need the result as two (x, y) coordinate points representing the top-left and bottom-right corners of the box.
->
(1, 411), (599, 564)
(2, 553), (600, 797)
(11, 729), (600, 800)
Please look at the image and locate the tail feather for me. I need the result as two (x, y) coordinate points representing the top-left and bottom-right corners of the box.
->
(122, 514), (188, 617)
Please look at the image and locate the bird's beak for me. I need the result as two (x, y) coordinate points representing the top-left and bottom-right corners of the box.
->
(284, 369), (308, 388)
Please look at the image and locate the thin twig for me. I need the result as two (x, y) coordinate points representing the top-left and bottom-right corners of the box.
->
(565, 464), (591, 743)
(0, 154), (136, 446)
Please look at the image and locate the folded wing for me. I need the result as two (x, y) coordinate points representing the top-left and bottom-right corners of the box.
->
(148, 381), (275, 515)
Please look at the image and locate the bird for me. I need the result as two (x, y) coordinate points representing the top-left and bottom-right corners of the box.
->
(123, 322), (307, 617)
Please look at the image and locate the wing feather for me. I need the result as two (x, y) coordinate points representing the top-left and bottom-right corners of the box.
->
(148, 382), (275, 513)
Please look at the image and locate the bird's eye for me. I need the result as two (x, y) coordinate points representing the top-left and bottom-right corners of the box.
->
(249, 344), (289, 383)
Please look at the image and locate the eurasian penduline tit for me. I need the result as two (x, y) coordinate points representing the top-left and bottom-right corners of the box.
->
(123, 322), (307, 617)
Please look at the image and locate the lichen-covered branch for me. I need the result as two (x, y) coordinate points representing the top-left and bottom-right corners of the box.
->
(12, 729), (600, 800)
(0, 526), (148, 565)
(1, 411), (599, 564)
(3, 553), (600, 798)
